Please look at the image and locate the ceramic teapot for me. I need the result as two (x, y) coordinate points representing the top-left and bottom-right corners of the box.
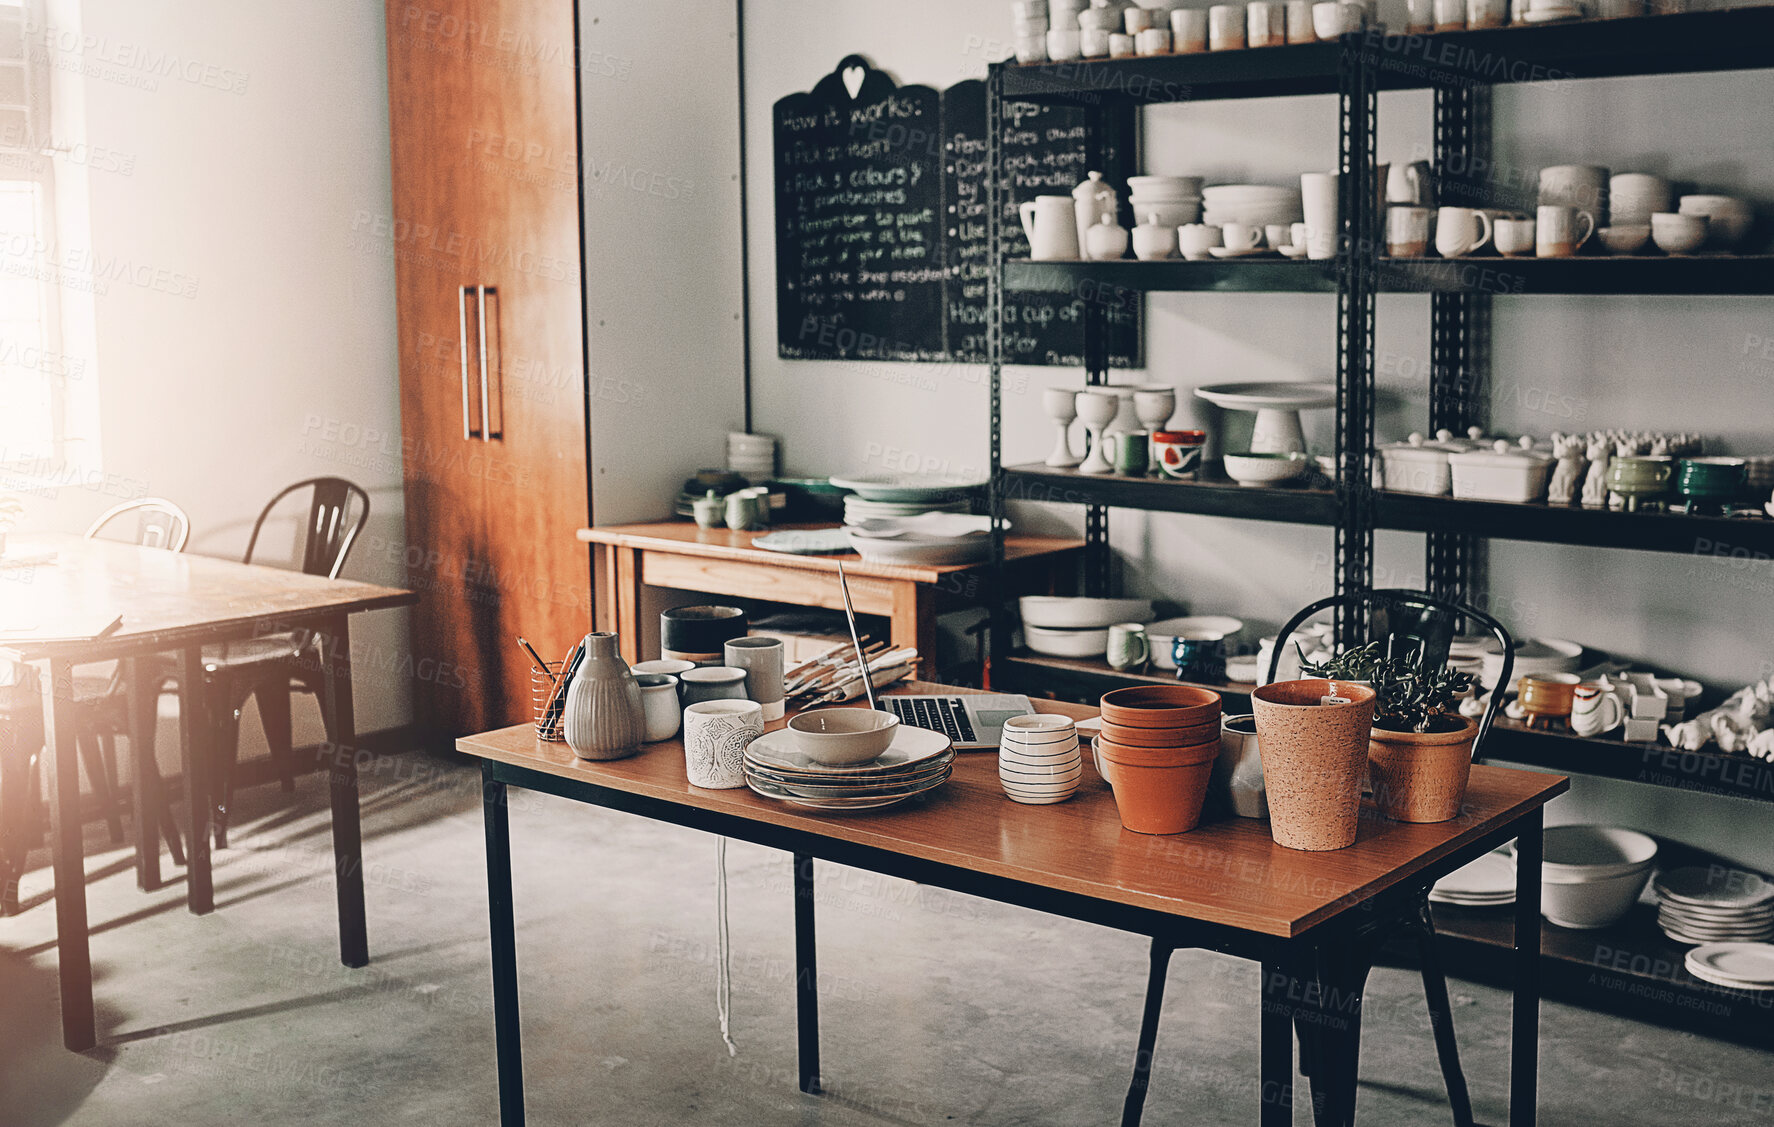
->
(1019, 195), (1082, 260)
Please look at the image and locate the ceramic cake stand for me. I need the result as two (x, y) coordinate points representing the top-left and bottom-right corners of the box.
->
(1195, 381), (1337, 455)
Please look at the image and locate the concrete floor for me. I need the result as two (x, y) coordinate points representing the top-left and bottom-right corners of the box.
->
(4, 750), (1769, 1126)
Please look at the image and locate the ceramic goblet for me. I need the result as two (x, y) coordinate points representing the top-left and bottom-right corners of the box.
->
(1075, 390), (1120, 475)
(1132, 388), (1176, 472)
(1042, 387), (1082, 468)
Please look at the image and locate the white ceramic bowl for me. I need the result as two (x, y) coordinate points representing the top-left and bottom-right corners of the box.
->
(1678, 194), (1753, 249)
(1224, 452), (1308, 486)
(787, 709), (901, 766)
(1023, 624), (1112, 658)
(1128, 175), (1205, 200)
(1651, 211), (1707, 255)
(1538, 824), (1659, 880)
(1596, 225), (1650, 255)
(1540, 865), (1654, 929)
(1019, 595), (1155, 629)
(1147, 615), (1244, 670)
(1128, 200), (1202, 229)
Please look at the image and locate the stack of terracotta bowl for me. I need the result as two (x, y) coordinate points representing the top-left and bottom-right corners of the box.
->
(1093, 686), (1223, 835)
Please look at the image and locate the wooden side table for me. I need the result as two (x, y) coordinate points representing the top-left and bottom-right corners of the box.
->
(578, 521), (1082, 672)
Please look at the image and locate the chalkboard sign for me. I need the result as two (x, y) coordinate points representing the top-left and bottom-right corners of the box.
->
(773, 56), (947, 362)
(940, 80), (1139, 369)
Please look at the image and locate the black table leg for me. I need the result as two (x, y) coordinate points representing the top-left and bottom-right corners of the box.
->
(1511, 810), (1542, 1127)
(1260, 958), (1297, 1127)
(793, 852), (822, 1095)
(1312, 944), (1373, 1127)
(1121, 937), (1173, 1127)
(484, 768), (525, 1127)
(320, 616), (368, 968)
(178, 648), (213, 915)
(41, 658), (96, 1051)
(1416, 898), (1475, 1127)
(127, 657), (163, 891)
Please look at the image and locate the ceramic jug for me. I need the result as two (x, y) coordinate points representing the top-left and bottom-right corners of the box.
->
(563, 632), (646, 761)
(1019, 195), (1082, 260)
(1072, 170), (1119, 251)
(1570, 683), (1624, 738)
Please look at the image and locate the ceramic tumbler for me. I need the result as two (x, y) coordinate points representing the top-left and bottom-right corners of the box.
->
(1113, 431), (1150, 476)
(1386, 206), (1432, 257)
(1494, 217), (1536, 257)
(998, 714), (1083, 805)
(1208, 4), (1246, 48)
(563, 632), (646, 761)
(683, 700), (762, 789)
(1152, 429), (1207, 478)
(1106, 623), (1150, 671)
(1171, 7), (1210, 50)
(660, 605), (747, 665)
(1284, 0), (1316, 41)
(634, 673), (683, 742)
(725, 636), (787, 721)
(679, 665), (749, 706)
(1300, 172), (1340, 261)
(1536, 204), (1595, 258)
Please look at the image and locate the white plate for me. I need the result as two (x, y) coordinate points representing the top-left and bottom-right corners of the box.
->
(744, 725), (953, 776)
(752, 529), (854, 555)
(750, 765), (954, 799)
(1684, 964), (1774, 991)
(1655, 867), (1774, 909)
(746, 770), (950, 810)
(1685, 942), (1774, 984)
(1019, 596), (1154, 629)
(1277, 244), (1309, 259)
(828, 474), (987, 502)
(1195, 381), (1338, 412)
(1434, 852), (1517, 899)
(847, 534), (991, 567)
(1208, 246), (1276, 259)
(1024, 624), (1111, 658)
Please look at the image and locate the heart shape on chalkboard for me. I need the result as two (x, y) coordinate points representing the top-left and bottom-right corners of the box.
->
(841, 64), (865, 100)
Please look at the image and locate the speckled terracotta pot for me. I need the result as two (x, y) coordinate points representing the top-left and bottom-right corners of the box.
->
(1367, 716), (1478, 823)
(1250, 679), (1378, 851)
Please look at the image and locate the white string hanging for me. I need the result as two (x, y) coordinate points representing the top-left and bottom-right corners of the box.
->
(714, 836), (739, 1057)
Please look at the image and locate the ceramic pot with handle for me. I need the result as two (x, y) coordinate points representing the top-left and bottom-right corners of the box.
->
(1570, 682), (1625, 737)
(1020, 195), (1083, 261)
(563, 632), (646, 761)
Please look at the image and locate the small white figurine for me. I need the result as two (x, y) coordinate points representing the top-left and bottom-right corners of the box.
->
(1579, 437), (1611, 507)
(1546, 433), (1587, 505)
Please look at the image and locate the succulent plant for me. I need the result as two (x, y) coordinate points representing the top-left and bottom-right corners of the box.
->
(0, 495), (23, 533)
(1299, 639), (1474, 733)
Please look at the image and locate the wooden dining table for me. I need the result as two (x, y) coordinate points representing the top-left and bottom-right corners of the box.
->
(458, 681), (1567, 1127)
(0, 533), (415, 1051)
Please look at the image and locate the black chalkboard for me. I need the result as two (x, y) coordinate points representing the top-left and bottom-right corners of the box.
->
(773, 56), (947, 362)
(940, 80), (1140, 369)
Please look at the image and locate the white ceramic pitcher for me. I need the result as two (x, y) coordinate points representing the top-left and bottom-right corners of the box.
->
(1019, 195), (1082, 260)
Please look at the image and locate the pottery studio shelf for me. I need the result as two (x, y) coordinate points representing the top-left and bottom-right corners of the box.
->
(995, 650), (1255, 706)
(1002, 7), (1774, 107)
(1005, 258), (1341, 295)
(1375, 255), (1774, 296)
(1374, 491), (1774, 555)
(1001, 463), (1338, 525)
(1481, 718), (1774, 806)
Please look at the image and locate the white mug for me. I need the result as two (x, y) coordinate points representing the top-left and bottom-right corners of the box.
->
(1536, 203), (1595, 257)
(682, 699), (762, 789)
(1109, 32), (1137, 56)
(1570, 683), (1624, 738)
(1136, 26), (1173, 53)
(1171, 8), (1210, 50)
(1178, 223), (1223, 260)
(1406, 0), (1434, 29)
(1494, 217), (1536, 257)
(1434, 206), (1493, 258)
(1124, 6), (1158, 32)
(1300, 171), (1340, 260)
(1311, 0), (1361, 36)
(1209, 4), (1247, 48)
(1386, 206), (1432, 257)
(1222, 222), (1265, 251)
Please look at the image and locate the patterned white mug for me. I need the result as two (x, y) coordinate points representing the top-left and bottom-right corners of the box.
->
(683, 700), (763, 789)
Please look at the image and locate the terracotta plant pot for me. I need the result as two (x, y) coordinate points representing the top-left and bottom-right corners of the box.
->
(1095, 755), (1215, 835)
(1093, 734), (1220, 767)
(1100, 685), (1222, 729)
(1367, 715), (1478, 823)
(1099, 717), (1221, 749)
(1250, 679), (1377, 851)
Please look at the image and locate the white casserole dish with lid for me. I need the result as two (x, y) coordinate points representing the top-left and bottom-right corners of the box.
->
(1377, 428), (1485, 495)
(1448, 437), (1555, 503)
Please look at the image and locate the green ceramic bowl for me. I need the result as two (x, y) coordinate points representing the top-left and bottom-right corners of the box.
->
(1676, 456), (1747, 498)
(1606, 456), (1672, 491)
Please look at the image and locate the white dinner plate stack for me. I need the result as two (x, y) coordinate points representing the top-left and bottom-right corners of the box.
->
(743, 725), (955, 811)
(847, 513), (996, 566)
(843, 496), (971, 524)
(1654, 866), (1774, 946)
(1201, 184), (1304, 228)
(1430, 852), (1517, 908)
(1684, 943), (1774, 993)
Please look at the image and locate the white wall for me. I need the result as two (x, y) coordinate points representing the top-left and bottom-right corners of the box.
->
(743, 1), (1774, 869)
(8, 0), (408, 737)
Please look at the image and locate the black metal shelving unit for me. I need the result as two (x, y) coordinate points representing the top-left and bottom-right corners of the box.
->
(985, 6), (1774, 1038)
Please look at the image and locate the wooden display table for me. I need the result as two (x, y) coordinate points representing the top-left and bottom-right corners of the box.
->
(577, 521), (1082, 671)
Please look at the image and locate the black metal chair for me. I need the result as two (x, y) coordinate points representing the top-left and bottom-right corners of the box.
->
(1260, 588), (1514, 1127)
(199, 478), (369, 848)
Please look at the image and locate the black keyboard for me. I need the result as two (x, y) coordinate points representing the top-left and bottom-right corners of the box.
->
(889, 697), (977, 745)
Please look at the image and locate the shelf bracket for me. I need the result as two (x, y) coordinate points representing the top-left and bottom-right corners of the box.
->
(1335, 35), (1379, 650)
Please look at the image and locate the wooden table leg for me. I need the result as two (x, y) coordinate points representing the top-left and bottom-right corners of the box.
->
(127, 657), (162, 892)
(613, 547), (641, 663)
(320, 615), (368, 968)
(1511, 810), (1543, 1127)
(484, 766), (525, 1126)
(178, 648), (214, 915)
(40, 657), (96, 1050)
(889, 581), (937, 678)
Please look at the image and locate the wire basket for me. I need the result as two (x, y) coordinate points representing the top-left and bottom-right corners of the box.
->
(533, 661), (567, 741)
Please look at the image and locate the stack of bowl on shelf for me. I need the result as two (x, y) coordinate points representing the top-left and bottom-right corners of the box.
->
(1654, 866), (1774, 946)
(1093, 686), (1223, 834)
(727, 431), (778, 484)
(832, 474), (992, 566)
(1517, 825), (1658, 930)
(1018, 596), (1155, 660)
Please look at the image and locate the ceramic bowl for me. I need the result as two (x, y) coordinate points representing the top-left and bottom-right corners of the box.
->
(1224, 452), (1308, 486)
(1677, 194), (1754, 249)
(1146, 615), (1244, 670)
(1023, 624), (1112, 658)
(787, 709), (902, 765)
(1650, 212), (1707, 255)
(1677, 456), (1747, 498)
(1019, 595), (1155, 629)
(1536, 824), (1659, 880)
(1606, 456), (1672, 501)
(1100, 684), (1222, 729)
(1540, 865), (1654, 929)
(1518, 673), (1580, 718)
(1596, 225), (1650, 255)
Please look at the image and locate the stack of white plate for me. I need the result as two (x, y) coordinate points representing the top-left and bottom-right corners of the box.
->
(1201, 184), (1304, 228)
(1430, 852), (1517, 908)
(728, 432), (778, 484)
(1128, 175), (1203, 229)
(847, 513), (996, 566)
(1684, 943), (1774, 992)
(1019, 596), (1154, 658)
(743, 725), (955, 811)
(843, 496), (970, 524)
(1481, 636), (1582, 692)
(1655, 866), (1774, 946)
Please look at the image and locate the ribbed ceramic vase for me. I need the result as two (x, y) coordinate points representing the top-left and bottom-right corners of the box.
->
(563, 632), (645, 761)
(1250, 679), (1377, 851)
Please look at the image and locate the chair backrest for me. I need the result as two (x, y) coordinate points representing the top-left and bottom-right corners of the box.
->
(1263, 588), (1515, 759)
(85, 498), (191, 552)
(243, 478), (370, 579)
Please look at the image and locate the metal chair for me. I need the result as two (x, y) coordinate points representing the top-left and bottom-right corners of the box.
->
(1260, 588), (1514, 1127)
(201, 479), (370, 848)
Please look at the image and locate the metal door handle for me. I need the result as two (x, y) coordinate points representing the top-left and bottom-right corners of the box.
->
(458, 285), (473, 440)
(476, 284), (492, 442)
